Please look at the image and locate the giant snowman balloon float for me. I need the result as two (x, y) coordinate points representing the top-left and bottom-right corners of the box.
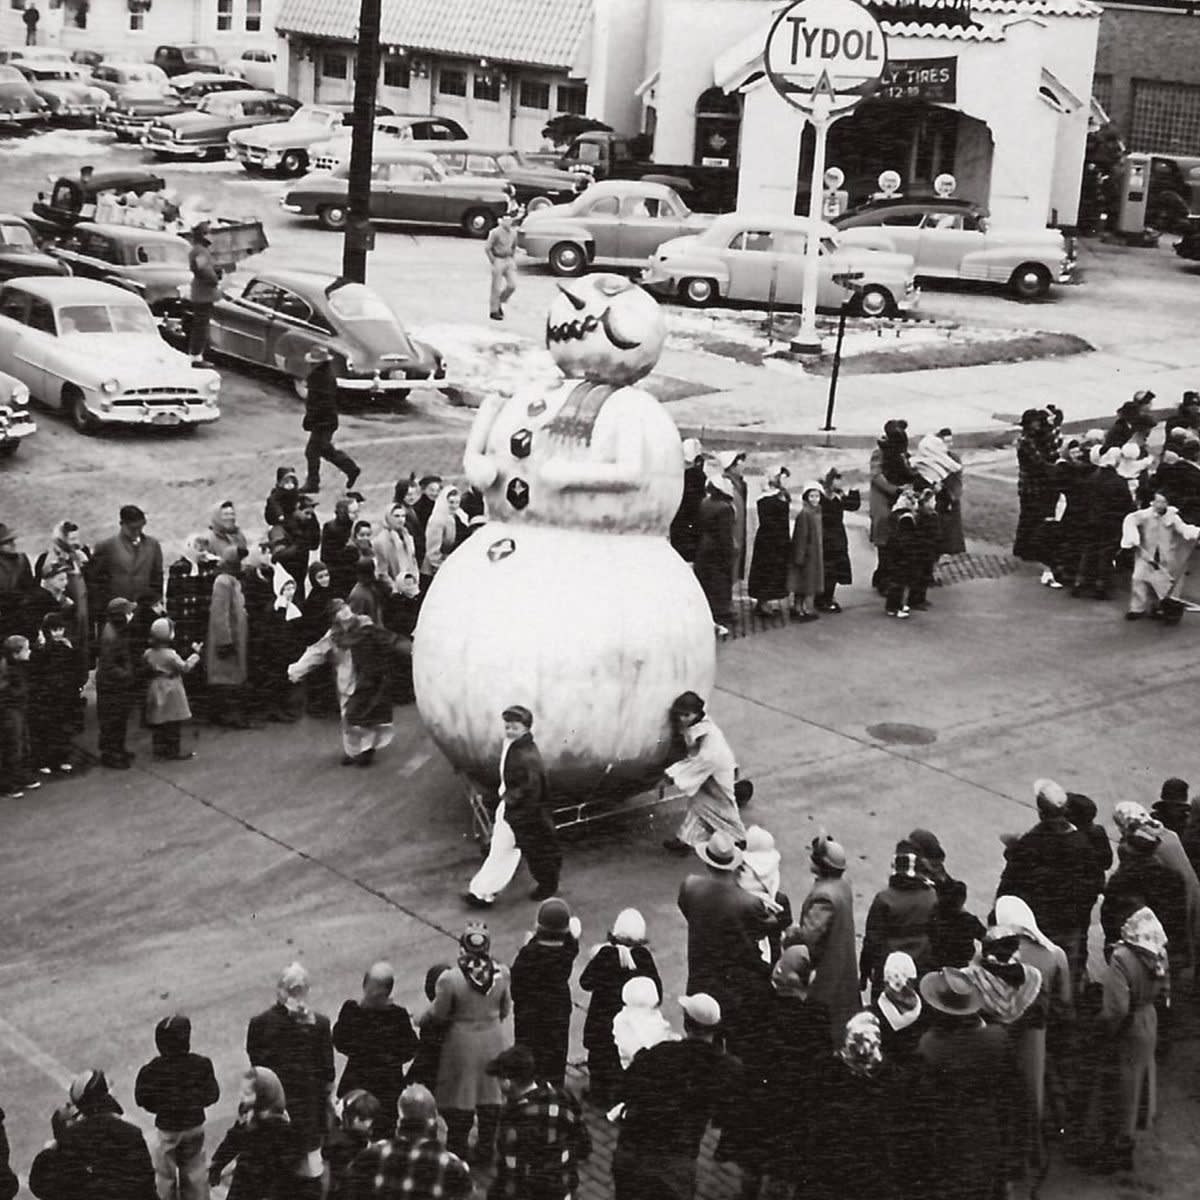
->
(413, 274), (716, 801)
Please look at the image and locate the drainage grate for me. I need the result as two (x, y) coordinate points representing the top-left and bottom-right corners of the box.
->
(867, 722), (938, 746)
(934, 552), (1022, 585)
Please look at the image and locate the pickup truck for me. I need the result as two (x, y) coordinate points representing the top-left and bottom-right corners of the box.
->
(556, 131), (737, 214)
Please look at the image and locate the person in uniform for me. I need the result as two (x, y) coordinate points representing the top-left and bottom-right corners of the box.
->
(485, 210), (519, 321)
(186, 223), (222, 366)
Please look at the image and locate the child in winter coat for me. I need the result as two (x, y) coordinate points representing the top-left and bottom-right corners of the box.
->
(510, 898), (581, 1087)
(30, 613), (84, 774)
(0, 635), (38, 799)
(885, 491), (924, 618)
(738, 825), (792, 962)
(579, 909), (662, 1106)
(209, 1067), (305, 1200)
(263, 567), (304, 722)
(143, 618), (202, 761)
(134, 1013), (220, 1200)
(612, 975), (677, 1072)
(323, 1090), (380, 1200)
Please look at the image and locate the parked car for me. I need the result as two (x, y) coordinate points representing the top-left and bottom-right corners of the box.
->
(833, 198), (1073, 299)
(309, 114), (469, 170)
(641, 212), (918, 315)
(206, 270), (444, 400)
(222, 47), (277, 92)
(152, 44), (222, 78)
(99, 92), (187, 141)
(0, 368), (35, 457)
(0, 64), (47, 132)
(29, 170), (166, 235)
(0, 214), (69, 282)
(518, 180), (711, 276)
(400, 141), (584, 212)
(228, 102), (396, 177)
(141, 89), (300, 160)
(88, 61), (172, 105)
(0, 277), (220, 433)
(0, 46), (73, 66)
(13, 61), (108, 123)
(172, 73), (248, 104)
(1174, 216), (1200, 262)
(281, 150), (514, 237)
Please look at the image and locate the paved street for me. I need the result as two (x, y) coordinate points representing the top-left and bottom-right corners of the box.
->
(2, 128), (1200, 1199)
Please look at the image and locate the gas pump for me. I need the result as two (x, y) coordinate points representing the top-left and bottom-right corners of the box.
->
(1113, 153), (1152, 243)
(1113, 152), (1193, 243)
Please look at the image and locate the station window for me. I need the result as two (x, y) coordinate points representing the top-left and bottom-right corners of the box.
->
(519, 79), (550, 110)
(321, 54), (348, 80)
(129, 12), (144, 29)
(474, 72), (500, 102)
(439, 68), (467, 97)
(556, 84), (586, 115)
(245, 0), (262, 32)
(216, 0), (232, 32)
(383, 57), (410, 89)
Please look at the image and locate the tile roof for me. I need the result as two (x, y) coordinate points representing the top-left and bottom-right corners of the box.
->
(881, 19), (1006, 37)
(275, 0), (593, 69)
(971, 0), (1102, 14)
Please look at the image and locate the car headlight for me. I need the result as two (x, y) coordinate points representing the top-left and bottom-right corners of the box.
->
(343, 355), (355, 372)
(10, 384), (29, 407)
(100, 378), (120, 394)
(205, 377), (220, 394)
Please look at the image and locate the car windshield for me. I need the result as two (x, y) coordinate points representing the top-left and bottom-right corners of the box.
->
(199, 93), (239, 115)
(135, 242), (188, 265)
(293, 107), (336, 124)
(184, 48), (219, 64)
(326, 283), (395, 322)
(57, 304), (156, 335)
(124, 68), (160, 84)
(0, 224), (35, 249)
(29, 68), (74, 81)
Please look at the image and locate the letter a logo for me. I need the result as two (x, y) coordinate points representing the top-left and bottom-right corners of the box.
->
(812, 69), (837, 101)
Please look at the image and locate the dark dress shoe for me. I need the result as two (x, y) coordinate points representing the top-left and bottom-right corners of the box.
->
(662, 837), (690, 855)
(464, 892), (494, 909)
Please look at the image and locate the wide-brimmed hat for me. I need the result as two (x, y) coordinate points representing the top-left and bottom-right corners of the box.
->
(810, 832), (846, 872)
(919, 967), (982, 1016)
(305, 345), (333, 364)
(0, 523), (16, 544)
(696, 831), (743, 871)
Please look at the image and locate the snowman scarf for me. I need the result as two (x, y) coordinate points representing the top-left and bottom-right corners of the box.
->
(543, 381), (616, 446)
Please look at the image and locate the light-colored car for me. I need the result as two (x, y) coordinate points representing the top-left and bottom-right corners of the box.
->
(14, 62), (108, 122)
(309, 114), (469, 171)
(518, 180), (712, 277)
(88, 61), (172, 105)
(141, 89), (299, 159)
(0, 369), (35, 457)
(833, 198), (1073, 299)
(0, 277), (220, 433)
(222, 47), (278, 92)
(640, 212), (918, 316)
(0, 46), (73, 67)
(227, 102), (362, 176)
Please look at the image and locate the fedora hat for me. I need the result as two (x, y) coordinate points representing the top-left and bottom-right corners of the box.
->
(696, 831), (743, 871)
(919, 967), (982, 1016)
(305, 345), (333, 364)
(0, 523), (16, 544)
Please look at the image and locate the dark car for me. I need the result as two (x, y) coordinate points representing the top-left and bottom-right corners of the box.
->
(174, 73), (248, 104)
(141, 89), (300, 160)
(46, 222), (191, 312)
(0, 63), (47, 132)
(28, 170), (166, 235)
(404, 141), (585, 211)
(0, 214), (69, 282)
(1175, 217), (1200, 262)
(152, 44), (222, 78)
(281, 149), (514, 237)
(206, 270), (444, 401)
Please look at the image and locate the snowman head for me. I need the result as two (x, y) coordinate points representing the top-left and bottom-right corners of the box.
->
(545, 274), (665, 385)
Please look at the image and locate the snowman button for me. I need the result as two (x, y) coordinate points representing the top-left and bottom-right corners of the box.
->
(510, 428), (534, 459)
(506, 477), (530, 510)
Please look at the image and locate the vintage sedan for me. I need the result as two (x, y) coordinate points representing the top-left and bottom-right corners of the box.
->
(282, 150), (514, 237)
(641, 212), (918, 316)
(222, 47), (278, 92)
(47, 223), (192, 312)
(207, 270), (444, 400)
(0, 214), (69, 283)
(833, 198), (1073, 299)
(0, 369), (36, 457)
(227, 102), (394, 177)
(310, 114), (470, 171)
(141, 89), (299, 160)
(403, 141), (584, 212)
(0, 64), (47, 131)
(518, 180), (711, 276)
(88, 61), (171, 104)
(14, 61), (108, 123)
(0, 277), (220, 433)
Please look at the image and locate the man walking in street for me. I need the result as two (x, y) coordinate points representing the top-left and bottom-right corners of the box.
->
(186, 224), (221, 366)
(485, 210), (519, 321)
(301, 347), (360, 494)
(22, 3), (39, 45)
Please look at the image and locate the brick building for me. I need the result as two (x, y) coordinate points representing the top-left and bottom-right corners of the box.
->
(1094, 0), (1200, 151)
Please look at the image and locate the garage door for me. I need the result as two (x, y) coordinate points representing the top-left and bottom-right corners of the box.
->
(1130, 78), (1200, 154)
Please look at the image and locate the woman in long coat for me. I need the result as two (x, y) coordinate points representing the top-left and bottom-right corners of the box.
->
(36, 520), (91, 661)
(421, 487), (470, 582)
(720, 451), (749, 583)
(817, 468), (861, 612)
(788, 483), (824, 621)
(205, 545), (249, 726)
(1097, 906), (1169, 1171)
(869, 420), (916, 591)
(748, 468), (791, 615)
(510, 900), (580, 1087)
(423, 923), (511, 1164)
(1013, 408), (1061, 574)
(669, 439), (707, 562)
(693, 475), (736, 634)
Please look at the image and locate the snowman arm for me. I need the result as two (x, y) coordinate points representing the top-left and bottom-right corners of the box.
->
(539, 420), (644, 492)
(463, 393), (505, 490)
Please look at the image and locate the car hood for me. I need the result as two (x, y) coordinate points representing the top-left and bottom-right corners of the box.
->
(826, 245), (914, 274)
(115, 96), (185, 116)
(154, 111), (237, 132)
(33, 81), (103, 102)
(289, 173), (346, 195)
(0, 83), (40, 109)
(655, 233), (705, 256)
(0, 247), (64, 273)
(506, 165), (583, 189)
(230, 120), (328, 148)
(114, 84), (172, 104)
(58, 332), (199, 375)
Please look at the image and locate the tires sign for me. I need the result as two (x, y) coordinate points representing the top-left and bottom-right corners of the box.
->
(765, 0), (889, 117)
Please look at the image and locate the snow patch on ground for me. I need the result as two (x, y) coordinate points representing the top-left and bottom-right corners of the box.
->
(411, 322), (560, 397)
(0, 128), (113, 158)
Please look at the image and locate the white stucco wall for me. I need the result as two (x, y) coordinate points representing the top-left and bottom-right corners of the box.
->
(50, 0), (280, 56)
(586, 0), (649, 136)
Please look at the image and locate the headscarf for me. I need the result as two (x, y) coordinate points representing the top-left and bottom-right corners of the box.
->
(308, 561), (330, 587)
(681, 438), (704, 462)
(738, 825), (783, 911)
(179, 532), (214, 572)
(47, 521), (89, 575)
(767, 466), (791, 493)
(208, 502), (246, 550)
(1113, 801), (1158, 838)
(601, 908), (647, 971)
(912, 432), (962, 485)
(964, 934), (1043, 1024)
(612, 976), (677, 1069)
(839, 1011), (884, 1077)
(993, 895), (1059, 955)
(1120, 906), (1169, 978)
(458, 923), (496, 994)
(242, 1067), (288, 1125)
(272, 564), (301, 621)
(877, 952), (922, 1031)
(770, 944), (813, 998)
(798, 480), (824, 505)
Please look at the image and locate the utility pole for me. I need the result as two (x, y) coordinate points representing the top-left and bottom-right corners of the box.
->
(341, 0), (382, 282)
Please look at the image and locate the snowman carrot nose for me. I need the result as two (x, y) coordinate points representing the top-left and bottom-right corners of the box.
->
(557, 284), (586, 310)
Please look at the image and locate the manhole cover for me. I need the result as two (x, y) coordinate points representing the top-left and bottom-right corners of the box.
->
(866, 722), (938, 746)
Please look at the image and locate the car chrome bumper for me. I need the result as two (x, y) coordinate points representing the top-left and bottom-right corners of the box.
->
(100, 400), (220, 425)
(336, 374), (425, 392)
(231, 146), (280, 167)
(140, 138), (210, 157)
(0, 111), (44, 126)
(279, 201), (302, 213)
(0, 420), (36, 442)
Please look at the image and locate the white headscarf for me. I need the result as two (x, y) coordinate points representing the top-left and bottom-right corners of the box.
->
(738, 826), (783, 911)
(877, 952), (922, 1031)
(272, 564), (301, 621)
(993, 895), (1058, 954)
(612, 976), (677, 1069)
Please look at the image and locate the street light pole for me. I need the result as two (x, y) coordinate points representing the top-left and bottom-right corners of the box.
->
(341, 0), (382, 283)
(790, 91), (832, 356)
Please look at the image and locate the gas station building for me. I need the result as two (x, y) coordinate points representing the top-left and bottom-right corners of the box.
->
(601, 0), (1102, 229)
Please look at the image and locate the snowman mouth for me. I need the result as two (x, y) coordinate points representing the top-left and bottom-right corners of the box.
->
(545, 307), (641, 351)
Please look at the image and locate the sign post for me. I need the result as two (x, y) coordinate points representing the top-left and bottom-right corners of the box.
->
(764, 0), (888, 354)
